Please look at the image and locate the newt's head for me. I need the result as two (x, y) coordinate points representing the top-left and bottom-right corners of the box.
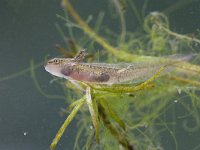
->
(44, 58), (74, 78)
(45, 49), (86, 78)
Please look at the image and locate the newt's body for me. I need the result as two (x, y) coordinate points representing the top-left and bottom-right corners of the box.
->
(44, 50), (192, 85)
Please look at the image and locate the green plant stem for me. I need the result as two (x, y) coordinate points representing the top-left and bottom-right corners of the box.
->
(0, 61), (42, 82)
(62, 0), (153, 61)
(86, 86), (99, 142)
(50, 97), (86, 150)
(98, 102), (134, 150)
(163, 0), (199, 15)
(160, 25), (200, 45)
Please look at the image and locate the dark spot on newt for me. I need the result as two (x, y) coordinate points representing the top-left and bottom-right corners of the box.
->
(94, 73), (110, 82)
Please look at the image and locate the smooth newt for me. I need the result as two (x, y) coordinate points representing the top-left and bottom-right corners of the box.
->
(44, 50), (193, 85)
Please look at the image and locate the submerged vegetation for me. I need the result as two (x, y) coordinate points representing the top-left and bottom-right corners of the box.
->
(1, 0), (200, 150)
(46, 0), (200, 149)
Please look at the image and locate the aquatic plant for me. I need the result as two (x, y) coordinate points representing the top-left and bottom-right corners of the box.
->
(43, 0), (200, 149)
(1, 0), (200, 150)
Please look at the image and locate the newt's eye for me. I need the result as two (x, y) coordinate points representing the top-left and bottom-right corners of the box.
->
(54, 59), (60, 64)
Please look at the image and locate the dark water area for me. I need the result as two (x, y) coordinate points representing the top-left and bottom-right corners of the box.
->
(0, 0), (200, 150)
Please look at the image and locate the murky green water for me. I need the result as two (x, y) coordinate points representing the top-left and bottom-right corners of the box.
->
(0, 0), (200, 150)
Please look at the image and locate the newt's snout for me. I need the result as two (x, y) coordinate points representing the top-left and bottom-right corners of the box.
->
(44, 58), (65, 78)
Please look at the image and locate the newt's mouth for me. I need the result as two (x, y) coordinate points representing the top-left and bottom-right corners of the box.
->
(44, 64), (50, 73)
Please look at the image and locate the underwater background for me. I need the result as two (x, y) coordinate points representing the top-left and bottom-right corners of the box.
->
(0, 0), (200, 150)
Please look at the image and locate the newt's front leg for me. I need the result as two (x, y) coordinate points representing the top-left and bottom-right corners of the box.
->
(73, 49), (87, 62)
